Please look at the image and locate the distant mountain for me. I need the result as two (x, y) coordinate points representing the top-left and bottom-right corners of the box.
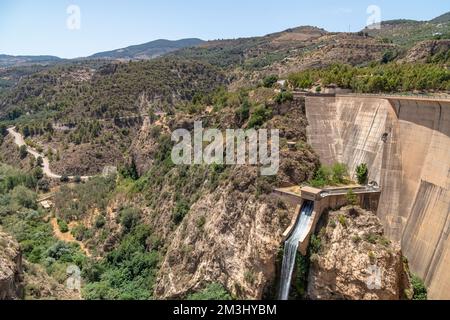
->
(364, 12), (450, 48)
(0, 54), (62, 68)
(89, 38), (204, 60)
(431, 11), (450, 24)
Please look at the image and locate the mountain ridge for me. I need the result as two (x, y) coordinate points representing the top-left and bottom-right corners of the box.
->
(89, 38), (205, 60)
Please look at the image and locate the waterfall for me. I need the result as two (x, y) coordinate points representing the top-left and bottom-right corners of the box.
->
(278, 201), (314, 300)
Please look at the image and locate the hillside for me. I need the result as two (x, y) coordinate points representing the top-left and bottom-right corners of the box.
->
(90, 38), (205, 60)
(0, 58), (226, 175)
(0, 55), (62, 68)
(431, 11), (450, 24)
(364, 13), (450, 48)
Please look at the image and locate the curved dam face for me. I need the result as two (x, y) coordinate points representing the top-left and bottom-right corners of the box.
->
(305, 95), (450, 300)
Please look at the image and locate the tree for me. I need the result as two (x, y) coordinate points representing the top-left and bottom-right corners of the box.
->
(274, 91), (294, 104)
(356, 163), (369, 185)
(22, 125), (30, 138)
(235, 100), (250, 125)
(60, 174), (70, 183)
(173, 200), (190, 225)
(32, 167), (44, 180)
(36, 157), (44, 167)
(262, 75), (278, 88)
(19, 145), (28, 159)
(37, 179), (50, 192)
(332, 163), (348, 185)
(0, 124), (7, 137)
(57, 219), (69, 233)
(346, 189), (358, 207)
(11, 185), (37, 209)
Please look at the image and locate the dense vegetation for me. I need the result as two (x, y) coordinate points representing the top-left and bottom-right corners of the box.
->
(82, 223), (161, 300)
(411, 274), (428, 300)
(288, 63), (450, 93)
(1, 58), (225, 126)
(0, 164), (87, 286)
(309, 163), (350, 188)
(54, 176), (116, 222)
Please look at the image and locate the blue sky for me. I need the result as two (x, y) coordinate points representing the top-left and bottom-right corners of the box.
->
(0, 0), (449, 58)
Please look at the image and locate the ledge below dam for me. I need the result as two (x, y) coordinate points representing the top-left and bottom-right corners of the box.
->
(305, 95), (450, 300)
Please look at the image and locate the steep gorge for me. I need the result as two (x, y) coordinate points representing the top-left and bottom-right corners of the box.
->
(305, 95), (450, 299)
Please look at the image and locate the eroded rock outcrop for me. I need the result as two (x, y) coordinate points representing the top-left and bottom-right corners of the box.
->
(0, 229), (24, 300)
(308, 207), (412, 300)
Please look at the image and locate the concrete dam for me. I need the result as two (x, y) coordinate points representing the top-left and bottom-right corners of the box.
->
(304, 95), (450, 300)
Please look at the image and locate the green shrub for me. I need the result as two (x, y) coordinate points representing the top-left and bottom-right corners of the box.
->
(248, 104), (272, 129)
(235, 100), (250, 125)
(19, 145), (28, 159)
(356, 163), (369, 185)
(274, 91), (293, 104)
(346, 189), (358, 206)
(57, 219), (69, 233)
(119, 207), (141, 233)
(262, 75), (278, 88)
(329, 220), (337, 228)
(338, 214), (348, 228)
(310, 235), (322, 254)
(411, 274), (427, 300)
(173, 200), (190, 225)
(331, 163), (348, 185)
(95, 215), (106, 229)
(244, 270), (257, 284)
(71, 224), (88, 241)
(11, 185), (37, 209)
(196, 216), (206, 230)
(187, 283), (232, 301)
(364, 233), (378, 244)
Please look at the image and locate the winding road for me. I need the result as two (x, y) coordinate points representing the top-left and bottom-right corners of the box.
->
(7, 127), (91, 181)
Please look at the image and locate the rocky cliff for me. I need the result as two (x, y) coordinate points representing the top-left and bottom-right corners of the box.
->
(130, 100), (320, 299)
(308, 207), (412, 300)
(0, 229), (24, 300)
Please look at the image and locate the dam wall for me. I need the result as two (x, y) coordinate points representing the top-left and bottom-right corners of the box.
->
(305, 96), (450, 300)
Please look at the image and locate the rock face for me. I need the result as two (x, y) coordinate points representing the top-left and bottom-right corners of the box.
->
(154, 178), (286, 299)
(146, 102), (319, 299)
(0, 229), (24, 300)
(308, 207), (412, 300)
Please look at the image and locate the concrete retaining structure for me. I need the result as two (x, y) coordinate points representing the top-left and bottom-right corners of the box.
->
(304, 95), (450, 300)
(278, 186), (381, 255)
